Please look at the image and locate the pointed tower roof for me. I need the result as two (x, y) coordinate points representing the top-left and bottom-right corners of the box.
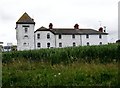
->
(16, 12), (35, 24)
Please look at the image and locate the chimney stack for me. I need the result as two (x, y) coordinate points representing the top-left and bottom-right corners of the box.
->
(99, 27), (103, 32)
(74, 24), (79, 29)
(103, 26), (106, 32)
(49, 23), (53, 29)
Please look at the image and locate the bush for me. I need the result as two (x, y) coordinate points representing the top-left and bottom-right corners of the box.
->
(2, 44), (119, 64)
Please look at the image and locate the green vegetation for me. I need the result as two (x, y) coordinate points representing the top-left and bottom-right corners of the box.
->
(2, 44), (119, 64)
(2, 44), (119, 86)
(2, 60), (118, 86)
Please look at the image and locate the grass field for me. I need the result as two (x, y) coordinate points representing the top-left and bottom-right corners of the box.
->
(2, 44), (119, 87)
(2, 59), (118, 86)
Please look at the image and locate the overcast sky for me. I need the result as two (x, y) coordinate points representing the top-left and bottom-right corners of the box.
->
(0, 0), (119, 45)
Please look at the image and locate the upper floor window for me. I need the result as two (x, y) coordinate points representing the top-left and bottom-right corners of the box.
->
(58, 34), (62, 39)
(37, 33), (40, 39)
(72, 34), (75, 39)
(73, 42), (76, 46)
(47, 43), (50, 48)
(59, 43), (62, 47)
(99, 35), (102, 39)
(86, 34), (89, 38)
(47, 33), (50, 39)
(24, 28), (28, 33)
(87, 42), (89, 46)
(37, 43), (41, 48)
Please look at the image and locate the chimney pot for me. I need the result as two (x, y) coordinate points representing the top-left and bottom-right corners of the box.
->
(99, 27), (103, 32)
(74, 24), (79, 29)
(49, 23), (53, 29)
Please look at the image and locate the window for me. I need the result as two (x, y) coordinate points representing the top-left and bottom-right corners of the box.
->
(59, 43), (62, 47)
(47, 33), (50, 39)
(23, 42), (29, 46)
(37, 43), (41, 48)
(37, 33), (40, 39)
(100, 42), (102, 45)
(23, 43), (27, 46)
(86, 34), (89, 38)
(99, 35), (102, 39)
(24, 35), (28, 37)
(24, 28), (28, 33)
(73, 42), (76, 46)
(58, 34), (62, 39)
(24, 35), (28, 39)
(72, 34), (75, 39)
(22, 25), (30, 27)
(47, 43), (50, 48)
(87, 42), (89, 46)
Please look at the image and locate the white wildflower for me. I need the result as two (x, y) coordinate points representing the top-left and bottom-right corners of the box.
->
(58, 73), (61, 75)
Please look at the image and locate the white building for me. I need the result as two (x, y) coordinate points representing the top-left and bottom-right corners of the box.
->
(118, 1), (120, 40)
(16, 12), (108, 51)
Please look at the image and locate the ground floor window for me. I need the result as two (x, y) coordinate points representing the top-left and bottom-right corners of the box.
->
(47, 43), (50, 48)
(37, 43), (41, 48)
(59, 43), (62, 47)
(87, 42), (89, 46)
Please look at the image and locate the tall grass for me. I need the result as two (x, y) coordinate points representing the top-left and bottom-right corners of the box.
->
(2, 44), (119, 86)
(2, 59), (118, 86)
(2, 44), (119, 64)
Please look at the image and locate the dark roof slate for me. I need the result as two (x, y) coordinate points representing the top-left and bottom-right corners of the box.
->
(35, 27), (108, 35)
(16, 12), (35, 24)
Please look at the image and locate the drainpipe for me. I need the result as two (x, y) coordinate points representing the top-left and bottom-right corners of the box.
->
(55, 35), (57, 48)
(80, 35), (82, 46)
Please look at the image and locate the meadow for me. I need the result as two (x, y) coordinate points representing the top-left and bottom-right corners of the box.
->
(2, 44), (119, 87)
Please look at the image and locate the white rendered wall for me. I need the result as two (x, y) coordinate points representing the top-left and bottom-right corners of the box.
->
(16, 24), (35, 51)
(119, 1), (120, 40)
(55, 35), (82, 48)
(81, 34), (108, 46)
(35, 31), (55, 49)
(17, 27), (108, 50)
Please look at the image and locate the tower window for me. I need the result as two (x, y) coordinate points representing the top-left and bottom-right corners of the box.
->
(73, 42), (76, 46)
(24, 35), (28, 39)
(37, 33), (40, 39)
(58, 34), (62, 39)
(47, 43), (50, 48)
(23, 43), (27, 46)
(37, 43), (41, 48)
(72, 34), (75, 39)
(47, 33), (50, 39)
(86, 34), (89, 38)
(59, 43), (62, 47)
(87, 42), (89, 46)
(24, 35), (28, 37)
(99, 35), (102, 39)
(24, 28), (28, 33)
(23, 42), (29, 46)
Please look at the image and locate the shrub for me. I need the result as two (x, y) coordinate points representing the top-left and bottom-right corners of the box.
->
(2, 44), (119, 64)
